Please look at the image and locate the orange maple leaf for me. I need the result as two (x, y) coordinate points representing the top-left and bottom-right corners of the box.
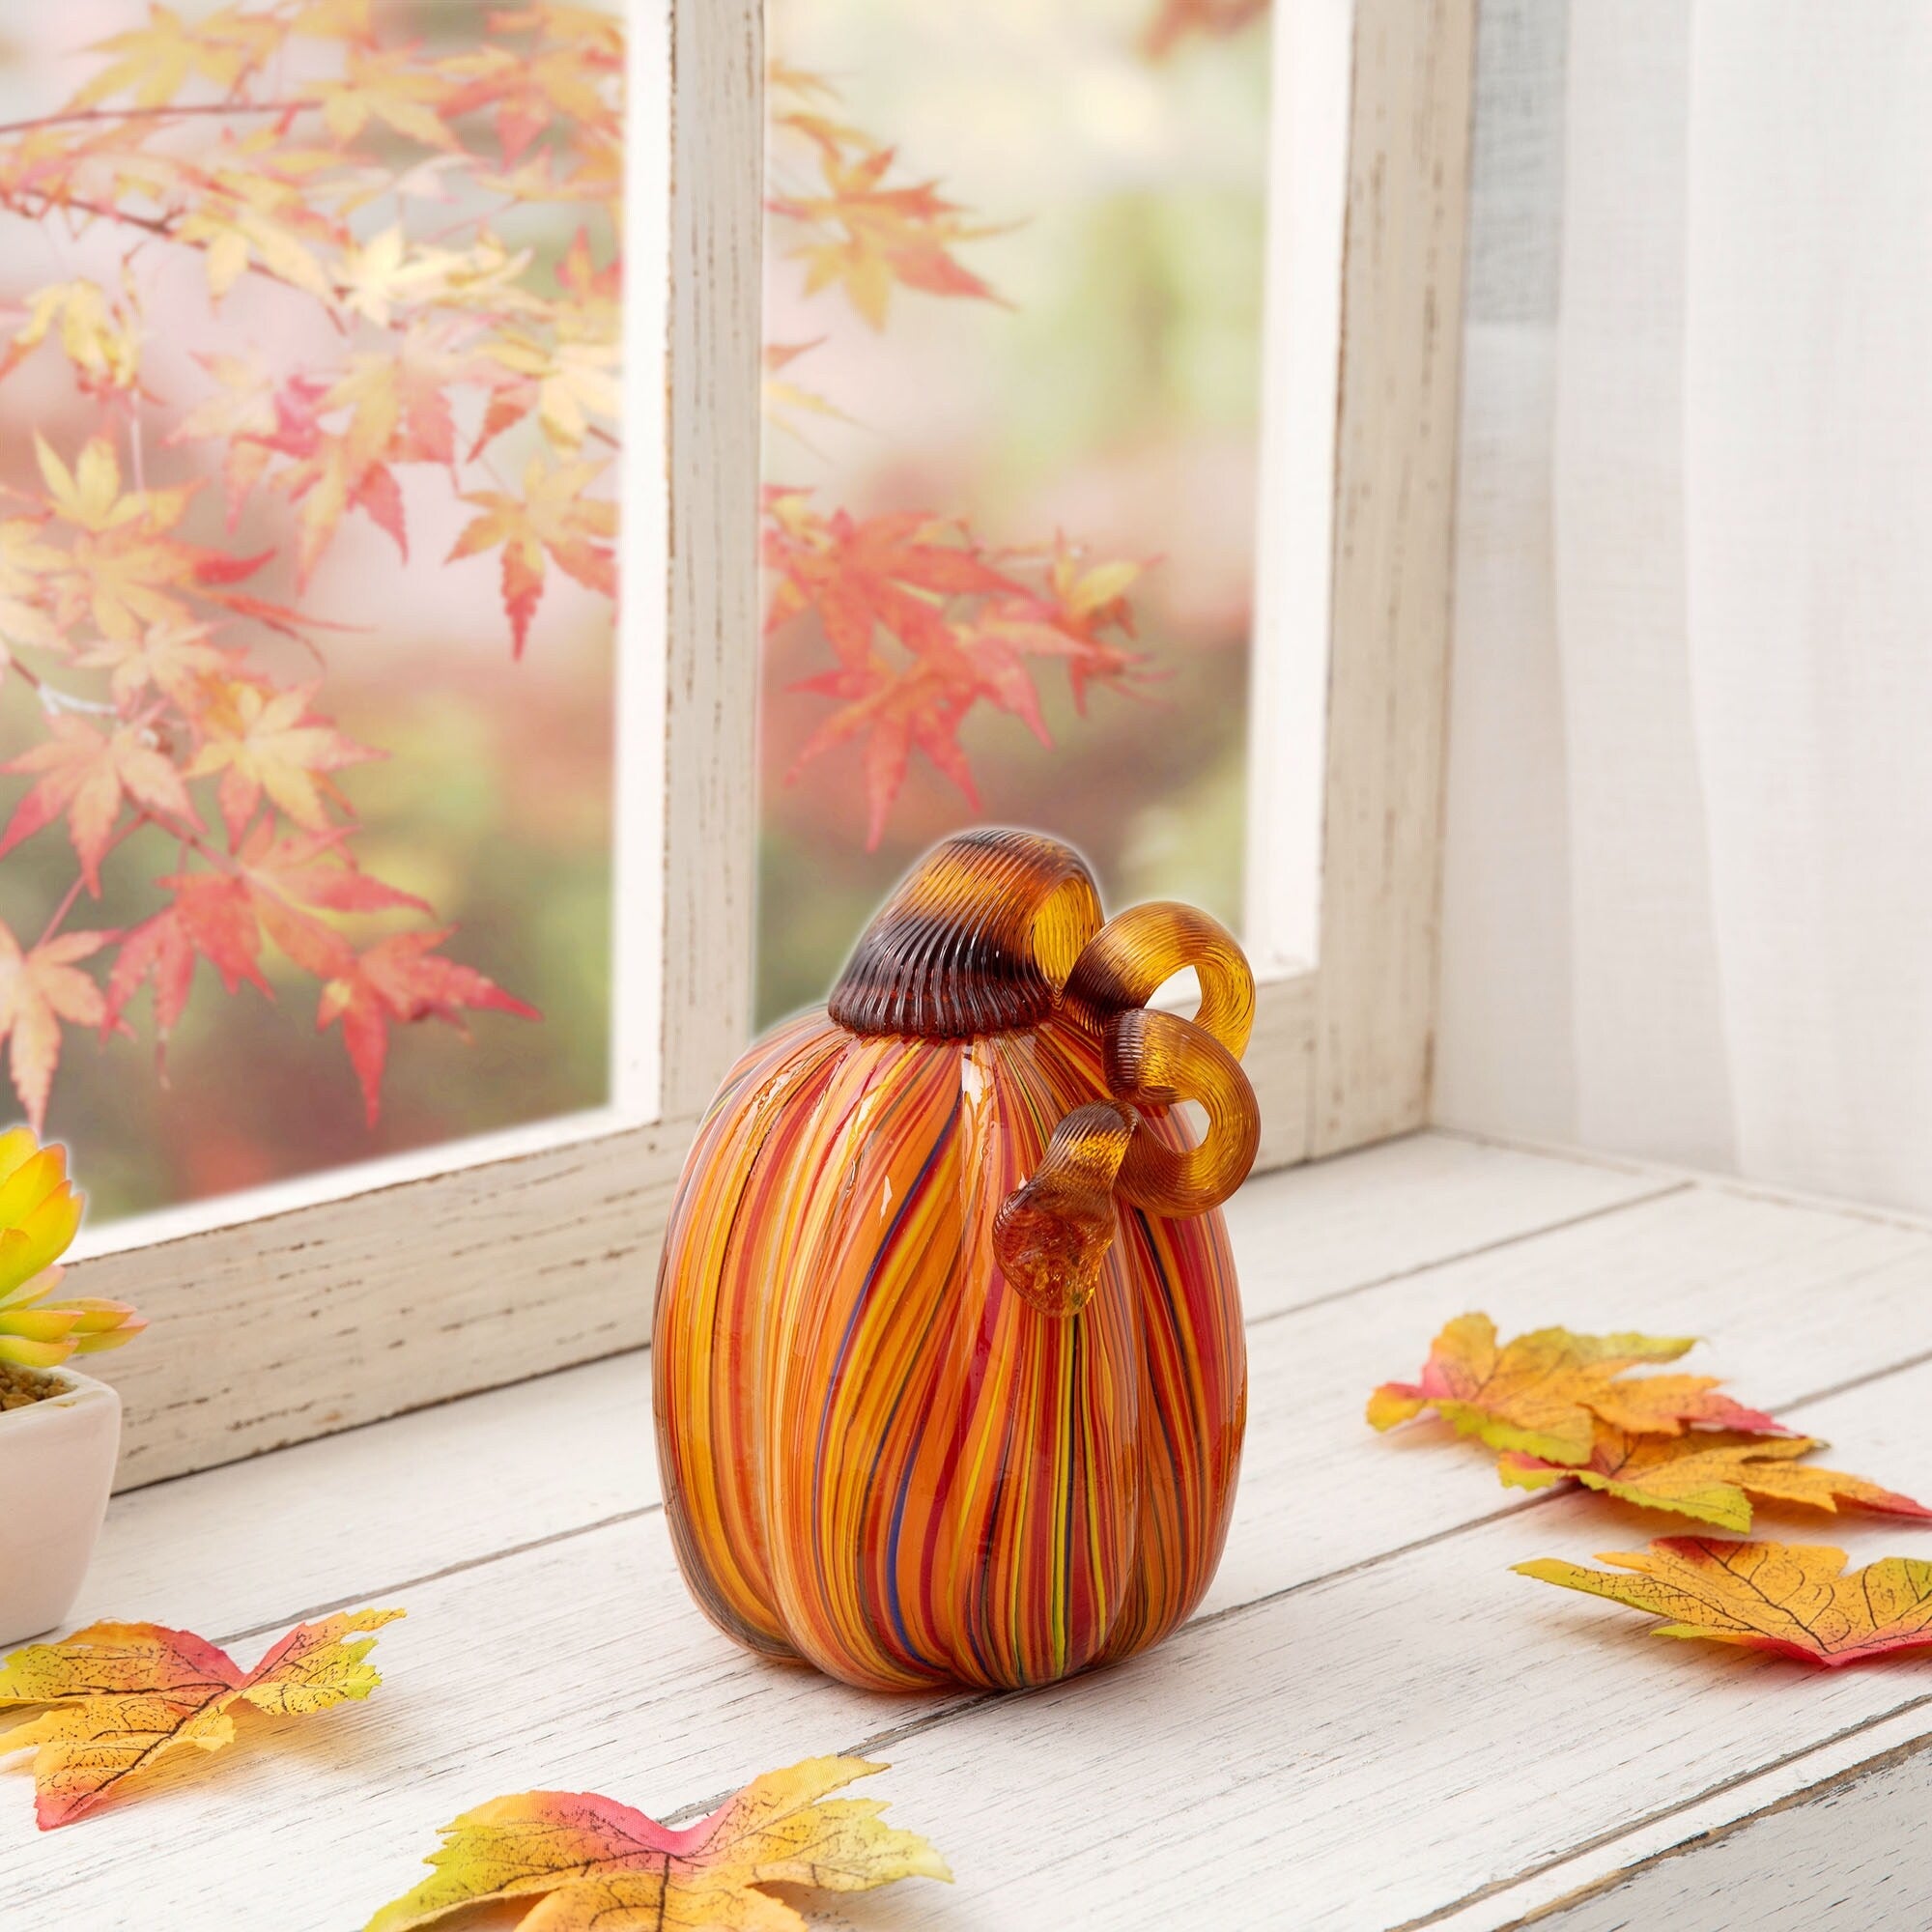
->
(447, 455), (616, 656)
(185, 681), (380, 845)
(1517, 1539), (1932, 1667)
(1368, 1313), (1787, 1465)
(318, 929), (539, 1124)
(0, 714), (201, 893)
(1499, 1424), (1932, 1533)
(1141, 0), (1270, 60)
(0, 1608), (402, 1827)
(361, 1756), (949, 1932)
(0, 922), (110, 1134)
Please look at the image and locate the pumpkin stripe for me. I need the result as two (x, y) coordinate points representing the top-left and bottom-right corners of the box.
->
(654, 1014), (1245, 1692)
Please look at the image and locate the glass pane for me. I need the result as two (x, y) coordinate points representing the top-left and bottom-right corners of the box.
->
(757, 0), (1273, 1024)
(0, 1), (630, 1220)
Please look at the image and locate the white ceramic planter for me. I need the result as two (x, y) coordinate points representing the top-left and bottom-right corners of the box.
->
(0, 1367), (120, 1648)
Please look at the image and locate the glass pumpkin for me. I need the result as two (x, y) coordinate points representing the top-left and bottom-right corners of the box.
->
(652, 829), (1261, 1691)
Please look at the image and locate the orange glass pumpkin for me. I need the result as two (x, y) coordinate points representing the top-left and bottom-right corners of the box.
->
(652, 830), (1261, 1691)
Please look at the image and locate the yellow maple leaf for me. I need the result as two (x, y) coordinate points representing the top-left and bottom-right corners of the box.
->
(1498, 1423), (1932, 1532)
(448, 455), (616, 655)
(68, 3), (280, 112)
(0, 921), (111, 1135)
(1367, 1312), (1787, 1464)
(2, 280), (142, 398)
(0, 1609), (401, 1826)
(1517, 1538), (1932, 1667)
(315, 47), (461, 154)
(362, 1756), (950, 1932)
(186, 681), (380, 844)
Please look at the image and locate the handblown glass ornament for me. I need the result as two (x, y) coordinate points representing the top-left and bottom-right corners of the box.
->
(652, 830), (1261, 1691)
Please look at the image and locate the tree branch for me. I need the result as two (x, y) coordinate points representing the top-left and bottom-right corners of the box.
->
(0, 99), (317, 142)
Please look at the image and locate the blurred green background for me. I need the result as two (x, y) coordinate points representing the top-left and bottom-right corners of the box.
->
(756, 0), (1272, 1023)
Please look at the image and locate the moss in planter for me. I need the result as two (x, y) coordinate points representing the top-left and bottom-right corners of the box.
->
(0, 1364), (62, 1410)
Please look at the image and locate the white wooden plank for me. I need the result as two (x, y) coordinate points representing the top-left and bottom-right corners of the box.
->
(1512, 1735), (1932, 1932)
(69, 1353), (654, 1643)
(2, 1516), (962, 1931)
(1225, 1130), (1670, 1321)
(28, 1344), (1932, 1932)
(66, 1137), (1663, 1646)
(17, 1174), (1932, 1928)
(1215, 1181), (1932, 1613)
(796, 1392), (1932, 1930)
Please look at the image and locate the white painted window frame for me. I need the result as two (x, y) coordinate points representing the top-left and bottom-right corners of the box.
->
(68, 0), (1474, 1491)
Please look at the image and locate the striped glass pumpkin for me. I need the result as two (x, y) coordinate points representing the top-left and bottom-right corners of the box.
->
(652, 830), (1261, 1691)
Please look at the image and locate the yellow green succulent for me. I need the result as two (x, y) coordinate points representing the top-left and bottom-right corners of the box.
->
(0, 1128), (143, 1372)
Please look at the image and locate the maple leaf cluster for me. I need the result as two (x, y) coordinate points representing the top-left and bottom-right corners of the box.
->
(1370, 1312), (1932, 1533)
(1374, 1313), (1932, 1666)
(761, 66), (1156, 848)
(0, 1), (634, 1129)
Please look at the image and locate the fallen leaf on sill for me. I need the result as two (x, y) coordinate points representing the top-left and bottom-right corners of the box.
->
(362, 1754), (951, 1932)
(1367, 1312), (1787, 1465)
(1498, 1425), (1932, 1531)
(1516, 1538), (1932, 1666)
(0, 1607), (402, 1827)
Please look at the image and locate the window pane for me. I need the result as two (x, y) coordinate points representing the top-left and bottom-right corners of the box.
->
(757, 0), (1273, 1024)
(0, 1), (632, 1220)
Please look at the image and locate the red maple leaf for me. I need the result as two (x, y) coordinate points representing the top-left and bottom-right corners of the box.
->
(317, 930), (539, 1123)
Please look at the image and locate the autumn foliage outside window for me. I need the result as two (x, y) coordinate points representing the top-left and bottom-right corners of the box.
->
(755, 0), (1274, 1024)
(0, 1), (623, 1214)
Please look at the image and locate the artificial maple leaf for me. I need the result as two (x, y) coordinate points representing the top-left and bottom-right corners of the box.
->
(185, 681), (380, 845)
(362, 1756), (950, 1932)
(0, 921), (110, 1133)
(0, 1607), (402, 1827)
(1516, 1538), (1932, 1667)
(447, 456), (616, 656)
(1498, 1425), (1932, 1533)
(1367, 1313), (1786, 1465)
(318, 929), (539, 1124)
(0, 715), (201, 893)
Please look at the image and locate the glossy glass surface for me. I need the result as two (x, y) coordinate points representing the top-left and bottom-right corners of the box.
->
(653, 831), (1259, 1691)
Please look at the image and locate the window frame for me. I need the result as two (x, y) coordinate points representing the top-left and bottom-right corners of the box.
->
(70, 0), (1475, 1491)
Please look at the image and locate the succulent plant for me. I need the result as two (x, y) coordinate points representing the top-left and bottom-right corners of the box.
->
(0, 1129), (143, 1372)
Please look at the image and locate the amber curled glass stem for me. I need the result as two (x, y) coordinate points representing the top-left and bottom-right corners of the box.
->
(992, 1100), (1136, 1317)
(1107, 1008), (1261, 1216)
(1062, 900), (1255, 1060)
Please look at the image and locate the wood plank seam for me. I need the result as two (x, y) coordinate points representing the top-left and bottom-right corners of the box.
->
(1242, 1179), (1691, 1329)
(1436, 1125), (1932, 1239)
(1414, 1697), (1932, 1932)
